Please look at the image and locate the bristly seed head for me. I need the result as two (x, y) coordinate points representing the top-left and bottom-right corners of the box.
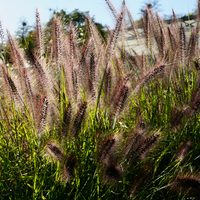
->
(99, 134), (121, 166)
(177, 141), (192, 161)
(105, 165), (122, 181)
(46, 142), (64, 162)
(38, 97), (48, 137)
(63, 154), (77, 182)
(170, 174), (200, 197)
(62, 103), (72, 139)
(100, 138), (115, 162)
(71, 101), (87, 137)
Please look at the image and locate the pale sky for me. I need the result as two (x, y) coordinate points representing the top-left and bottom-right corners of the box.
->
(0, 0), (198, 37)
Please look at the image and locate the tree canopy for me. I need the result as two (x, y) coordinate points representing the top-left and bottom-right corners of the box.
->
(139, 0), (162, 16)
(15, 19), (36, 56)
(46, 9), (108, 43)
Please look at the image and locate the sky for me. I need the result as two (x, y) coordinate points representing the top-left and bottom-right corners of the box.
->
(0, 0), (198, 37)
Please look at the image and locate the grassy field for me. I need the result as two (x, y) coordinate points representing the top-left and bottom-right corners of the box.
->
(0, 0), (200, 199)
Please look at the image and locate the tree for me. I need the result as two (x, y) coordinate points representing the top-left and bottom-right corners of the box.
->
(16, 19), (36, 52)
(46, 9), (108, 44)
(139, 0), (162, 16)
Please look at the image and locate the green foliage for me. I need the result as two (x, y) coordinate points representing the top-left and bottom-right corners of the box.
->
(16, 20), (36, 52)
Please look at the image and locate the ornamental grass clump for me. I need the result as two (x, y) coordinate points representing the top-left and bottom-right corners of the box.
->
(1, 0), (200, 199)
